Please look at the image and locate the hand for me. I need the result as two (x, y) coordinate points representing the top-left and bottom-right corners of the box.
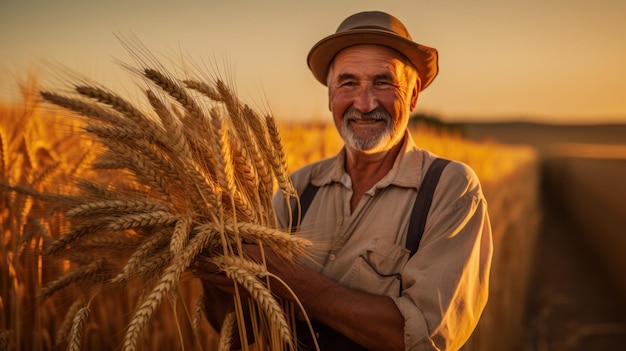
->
(193, 256), (253, 299)
(240, 244), (310, 301)
(194, 245), (308, 301)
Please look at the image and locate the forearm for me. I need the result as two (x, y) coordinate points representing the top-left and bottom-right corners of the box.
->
(200, 278), (233, 332)
(288, 265), (405, 351)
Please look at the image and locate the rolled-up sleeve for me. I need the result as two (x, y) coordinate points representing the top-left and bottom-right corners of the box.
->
(393, 163), (493, 350)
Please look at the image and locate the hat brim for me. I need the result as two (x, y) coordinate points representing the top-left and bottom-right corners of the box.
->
(307, 29), (439, 91)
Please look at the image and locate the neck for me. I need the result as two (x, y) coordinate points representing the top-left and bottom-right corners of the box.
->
(344, 138), (404, 211)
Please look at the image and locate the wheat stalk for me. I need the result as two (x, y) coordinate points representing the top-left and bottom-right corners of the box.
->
(37, 45), (304, 351)
(212, 255), (293, 349)
(0, 126), (7, 180)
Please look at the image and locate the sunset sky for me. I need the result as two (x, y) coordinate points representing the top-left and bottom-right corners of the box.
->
(1, 0), (625, 124)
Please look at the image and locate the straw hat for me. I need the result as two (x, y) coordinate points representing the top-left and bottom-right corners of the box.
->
(307, 11), (439, 91)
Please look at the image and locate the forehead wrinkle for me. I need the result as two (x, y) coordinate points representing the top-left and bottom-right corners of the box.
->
(336, 71), (396, 83)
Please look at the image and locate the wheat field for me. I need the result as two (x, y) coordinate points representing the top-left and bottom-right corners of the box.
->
(0, 59), (538, 350)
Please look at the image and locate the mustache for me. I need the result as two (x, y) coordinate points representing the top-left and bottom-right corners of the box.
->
(343, 107), (390, 121)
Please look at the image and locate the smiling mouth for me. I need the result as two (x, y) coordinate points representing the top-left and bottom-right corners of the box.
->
(349, 118), (384, 124)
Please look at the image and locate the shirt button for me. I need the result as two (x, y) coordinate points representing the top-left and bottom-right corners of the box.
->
(328, 254), (336, 261)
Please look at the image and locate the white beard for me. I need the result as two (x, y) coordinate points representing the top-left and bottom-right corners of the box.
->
(340, 107), (393, 151)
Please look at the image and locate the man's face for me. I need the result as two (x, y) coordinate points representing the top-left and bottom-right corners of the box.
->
(328, 45), (419, 154)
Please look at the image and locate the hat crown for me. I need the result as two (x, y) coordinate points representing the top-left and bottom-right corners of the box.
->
(336, 11), (412, 41)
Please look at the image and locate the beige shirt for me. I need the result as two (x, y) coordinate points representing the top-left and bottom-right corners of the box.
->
(273, 132), (493, 351)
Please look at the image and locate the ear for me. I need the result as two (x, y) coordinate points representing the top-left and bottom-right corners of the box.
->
(409, 79), (420, 111)
(328, 90), (332, 111)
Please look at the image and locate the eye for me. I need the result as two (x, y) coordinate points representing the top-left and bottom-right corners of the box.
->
(374, 80), (395, 88)
(340, 80), (357, 87)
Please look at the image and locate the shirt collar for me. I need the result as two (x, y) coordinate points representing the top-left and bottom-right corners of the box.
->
(310, 130), (426, 191)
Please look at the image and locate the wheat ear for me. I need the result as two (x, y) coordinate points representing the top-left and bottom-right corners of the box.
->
(75, 232), (138, 251)
(67, 304), (90, 351)
(145, 89), (192, 159)
(115, 248), (171, 284)
(143, 68), (205, 120)
(84, 123), (148, 143)
(265, 114), (297, 199)
(66, 199), (169, 218)
(74, 85), (155, 133)
(228, 222), (311, 259)
(97, 139), (173, 201)
(113, 228), (170, 282)
(218, 311), (236, 351)
(39, 258), (105, 300)
(40, 91), (125, 126)
(191, 294), (206, 334)
(45, 227), (99, 255)
(55, 299), (85, 347)
(184, 79), (223, 102)
(170, 213), (193, 256)
(75, 179), (117, 199)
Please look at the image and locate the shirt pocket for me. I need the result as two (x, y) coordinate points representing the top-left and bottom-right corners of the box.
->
(348, 238), (410, 296)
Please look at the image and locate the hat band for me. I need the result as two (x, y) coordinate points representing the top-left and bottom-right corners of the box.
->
(347, 25), (398, 34)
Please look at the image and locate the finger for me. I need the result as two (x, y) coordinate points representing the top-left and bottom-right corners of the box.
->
(193, 257), (222, 274)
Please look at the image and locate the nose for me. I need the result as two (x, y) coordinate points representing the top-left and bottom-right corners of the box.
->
(352, 85), (378, 113)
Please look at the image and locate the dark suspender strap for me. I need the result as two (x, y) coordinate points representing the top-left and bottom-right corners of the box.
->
(290, 183), (320, 233)
(406, 158), (450, 259)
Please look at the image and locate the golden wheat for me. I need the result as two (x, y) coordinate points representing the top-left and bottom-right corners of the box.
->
(33, 45), (311, 350)
(218, 311), (236, 351)
(145, 89), (192, 159)
(191, 294), (206, 334)
(38, 258), (105, 300)
(67, 304), (90, 351)
(112, 229), (170, 283)
(75, 85), (152, 132)
(212, 255), (293, 348)
(65, 198), (169, 218)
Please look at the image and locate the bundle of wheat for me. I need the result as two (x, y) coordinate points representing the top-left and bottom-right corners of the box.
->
(37, 51), (312, 351)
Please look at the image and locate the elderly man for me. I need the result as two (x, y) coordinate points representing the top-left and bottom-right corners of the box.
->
(202, 10), (493, 351)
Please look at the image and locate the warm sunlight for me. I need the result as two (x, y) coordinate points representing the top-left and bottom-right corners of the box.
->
(1, 1), (625, 350)
(1, 0), (625, 124)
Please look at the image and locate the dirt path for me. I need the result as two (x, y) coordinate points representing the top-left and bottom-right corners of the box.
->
(518, 179), (626, 350)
